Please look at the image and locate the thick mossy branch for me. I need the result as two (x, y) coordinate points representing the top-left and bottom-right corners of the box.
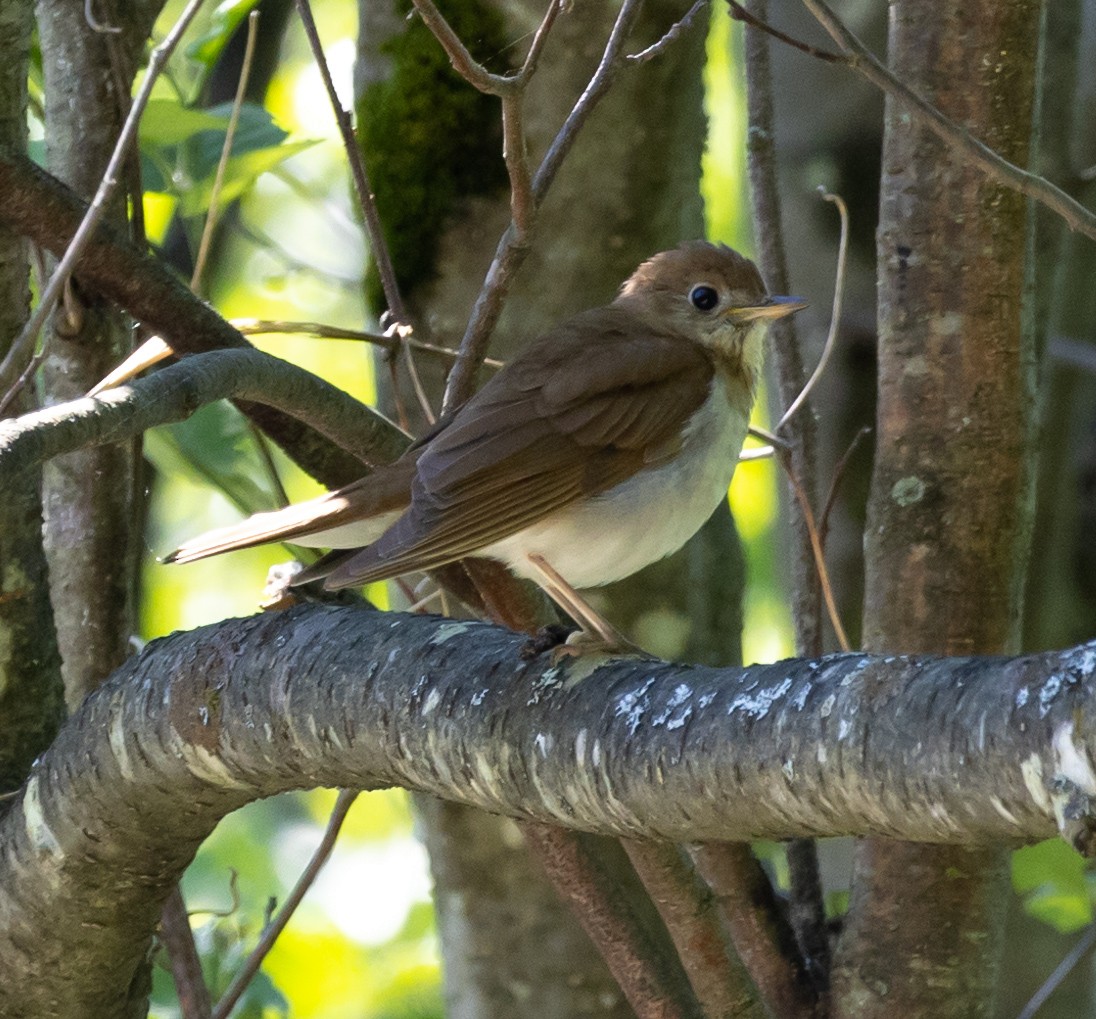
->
(2, 604), (1096, 1015)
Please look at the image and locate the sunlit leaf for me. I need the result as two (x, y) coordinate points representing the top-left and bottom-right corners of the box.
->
(186, 0), (263, 67)
(140, 98), (227, 146)
(1013, 839), (1094, 933)
(179, 141), (317, 219)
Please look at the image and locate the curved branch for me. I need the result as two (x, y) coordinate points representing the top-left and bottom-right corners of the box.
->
(0, 147), (383, 486)
(1, 604), (1094, 1014)
(0, 349), (410, 485)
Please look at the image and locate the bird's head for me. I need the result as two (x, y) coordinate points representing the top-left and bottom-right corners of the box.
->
(615, 241), (805, 391)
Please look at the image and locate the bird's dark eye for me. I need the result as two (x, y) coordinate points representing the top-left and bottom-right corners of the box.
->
(689, 285), (720, 312)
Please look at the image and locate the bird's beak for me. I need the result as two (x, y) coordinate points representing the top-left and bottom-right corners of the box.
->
(725, 295), (807, 322)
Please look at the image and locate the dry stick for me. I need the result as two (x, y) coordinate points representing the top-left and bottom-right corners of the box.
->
(742, 0), (831, 998)
(779, 448), (851, 653)
(191, 10), (260, 293)
(293, 0), (437, 428)
(777, 190), (848, 430)
(160, 886), (213, 1019)
(622, 840), (764, 1018)
(442, 0), (645, 414)
(0, 0), (210, 409)
(627, 0), (710, 63)
(729, 0), (1096, 243)
(690, 844), (820, 1019)
(233, 318), (506, 367)
(211, 790), (359, 1019)
(1017, 923), (1096, 1019)
(293, 0), (406, 325)
(818, 424), (871, 545)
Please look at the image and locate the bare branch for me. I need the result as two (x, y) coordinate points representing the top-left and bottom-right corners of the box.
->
(776, 189), (848, 430)
(0, 348), (410, 486)
(3, 604), (1094, 1014)
(212, 791), (358, 1019)
(191, 10), (260, 294)
(799, 0), (1096, 242)
(160, 887), (213, 1019)
(409, 0), (513, 95)
(0, 0), (210, 405)
(443, 0), (645, 413)
(628, 0), (710, 64)
(294, 0), (409, 325)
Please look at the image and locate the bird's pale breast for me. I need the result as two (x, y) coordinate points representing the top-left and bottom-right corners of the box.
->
(482, 378), (751, 589)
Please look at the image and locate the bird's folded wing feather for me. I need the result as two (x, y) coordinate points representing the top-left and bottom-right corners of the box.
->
(323, 308), (716, 589)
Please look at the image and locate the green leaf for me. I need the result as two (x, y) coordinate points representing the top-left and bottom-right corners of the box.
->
(186, 0), (262, 67)
(1013, 839), (1094, 933)
(140, 98), (227, 147)
(178, 140), (317, 218)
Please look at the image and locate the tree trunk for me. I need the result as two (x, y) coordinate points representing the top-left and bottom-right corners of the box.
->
(832, 2), (1041, 1015)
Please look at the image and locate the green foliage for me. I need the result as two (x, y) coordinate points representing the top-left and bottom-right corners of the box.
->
(355, 0), (508, 308)
(139, 97), (317, 220)
(186, 0), (264, 68)
(1013, 839), (1095, 934)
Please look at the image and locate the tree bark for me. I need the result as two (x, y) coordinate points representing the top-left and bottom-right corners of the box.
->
(0, 0), (64, 798)
(832, 2), (1042, 1016)
(1, 604), (1095, 1016)
(35, 0), (160, 706)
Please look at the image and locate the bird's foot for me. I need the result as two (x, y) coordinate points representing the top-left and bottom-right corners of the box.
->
(519, 623), (578, 660)
(548, 627), (655, 664)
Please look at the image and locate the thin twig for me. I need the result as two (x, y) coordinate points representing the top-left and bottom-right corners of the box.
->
(628, 0), (710, 63)
(799, 0), (1096, 241)
(442, 0), (644, 414)
(502, 95), (534, 237)
(818, 424), (871, 544)
(191, 11), (260, 293)
(84, 0), (122, 34)
(1017, 923), (1096, 1019)
(778, 448), (851, 652)
(726, 1), (843, 63)
(234, 319), (505, 366)
(518, 0), (564, 82)
(294, 0), (408, 325)
(409, 0), (512, 94)
(777, 188), (848, 430)
(160, 886), (213, 1019)
(211, 790), (358, 1019)
(399, 327), (437, 425)
(0, 0), (210, 408)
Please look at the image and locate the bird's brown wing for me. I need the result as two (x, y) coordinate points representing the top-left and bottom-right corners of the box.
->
(323, 308), (715, 589)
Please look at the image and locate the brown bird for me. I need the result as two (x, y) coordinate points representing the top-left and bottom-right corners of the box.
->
(166, 242), (804, 652)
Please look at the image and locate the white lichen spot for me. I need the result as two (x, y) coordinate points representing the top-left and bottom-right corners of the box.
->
(728, 677), (792, 720)
(575, 729), (587, 762)
(697, 692), (716, 710)
(891, 476), (926, 507)
(23, 775), (61, 858)
(782, 759), (795, 781)
(615, 678), (655, 735)
(1038, 675), (1063, 717)
(791, 683), (810, 711)
(470, 688), (488, 706)
(109, 709), (135, 782)
(838, 718), (851, 741)
(1053, 721), (1096, 795)
(655, 684), (695, 730)
(817, 745), (828, 764)
(535, 732), (553, 758)
(1021, 754), (1052, 813)
(422, 689), (442, 715)
(592, 739), (602, 768)
(990, 796), (1019, 826)
(1014, 686), (1029, 709)
(937, 311), (964, 336)
(820, 693), (836, 719)
(429, 622), (473, 645)
(180, 744), (251, 789)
